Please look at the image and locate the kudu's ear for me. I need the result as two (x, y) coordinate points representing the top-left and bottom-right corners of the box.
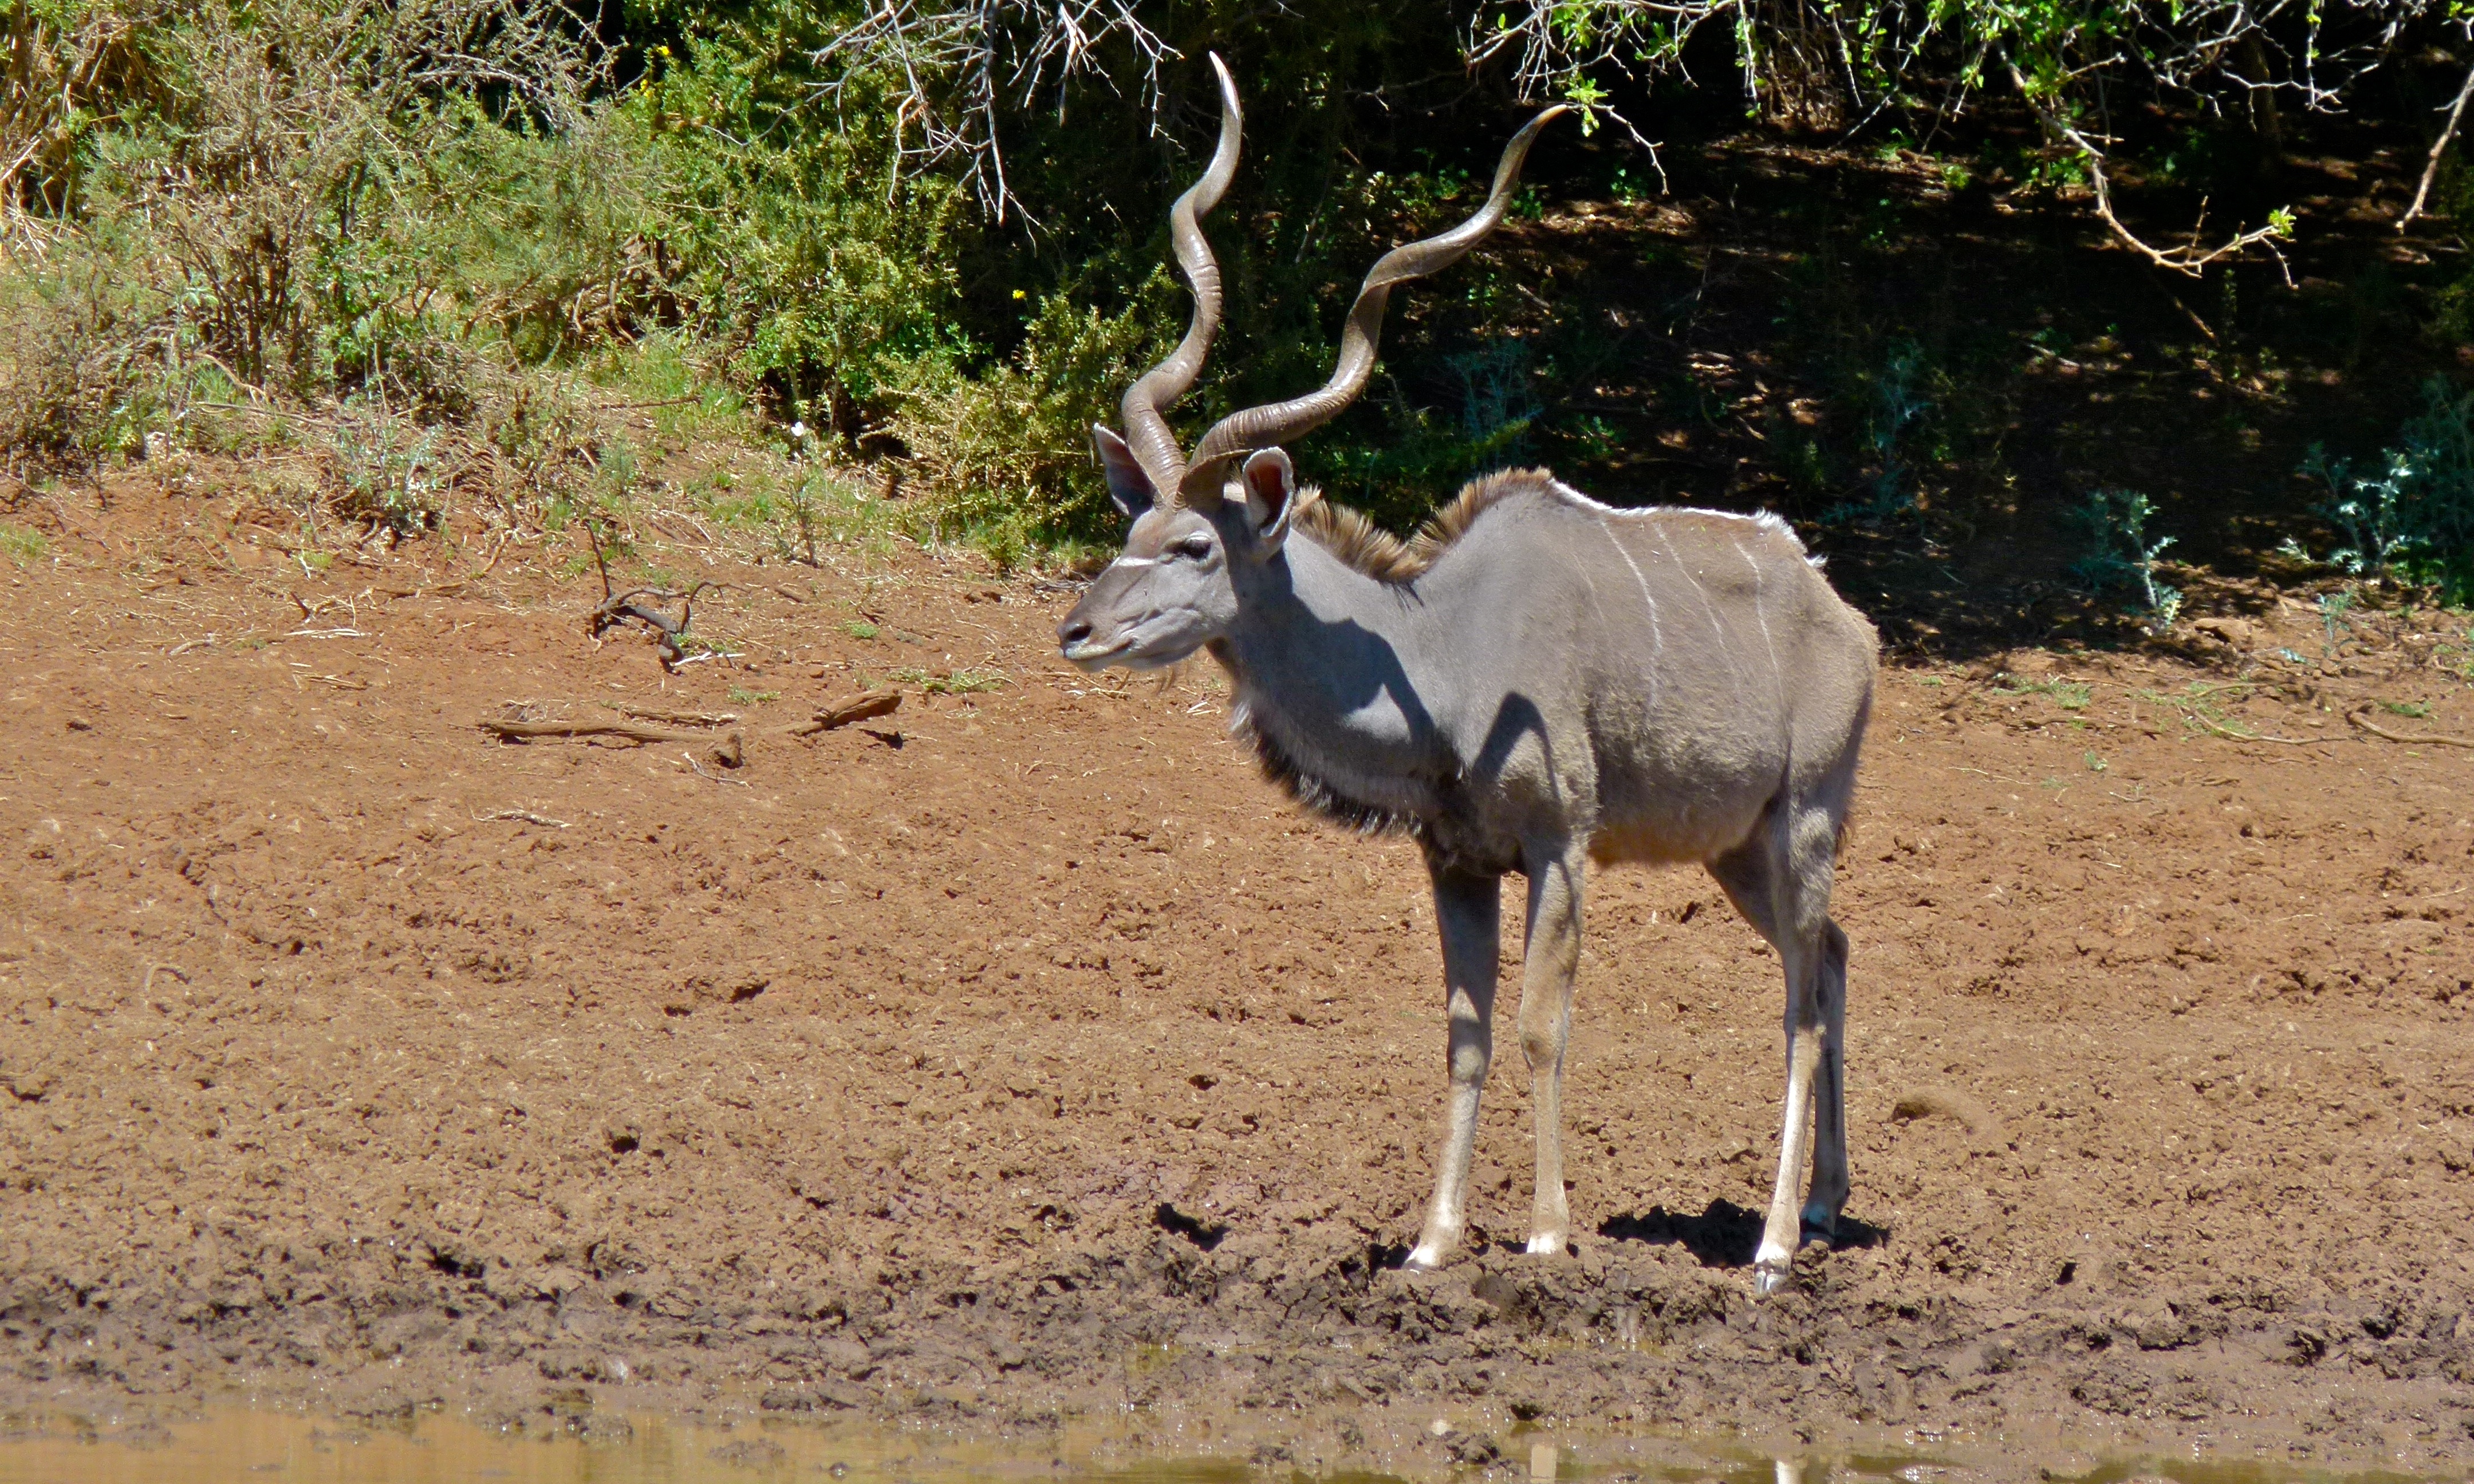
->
(1092, 425), (1156, 518)
(1239, 448), (1296, 548)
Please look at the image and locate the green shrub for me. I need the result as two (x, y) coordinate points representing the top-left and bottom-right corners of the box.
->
(0, 248), (161, 459)
(2298, 380), (2474, 606)
(1, 0), (621, 452)
(2070, 487), (2183, 635)
(627, 17), (968, 427)
(888, 279), (1172, 558)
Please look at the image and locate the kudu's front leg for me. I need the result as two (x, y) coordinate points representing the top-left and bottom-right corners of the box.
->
(1405, 859), (1502, 1271)
(1514, 844), (1585, 1256)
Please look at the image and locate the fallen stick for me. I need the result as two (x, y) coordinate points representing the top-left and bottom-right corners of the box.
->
(2192, 719), (2325, 746)
(2349, 708), (2474, 749)
(614, 705), (739, 727)
(475, 808), (571, 827)
(478, 719), (705, 744)
(790, 689), (902, 736)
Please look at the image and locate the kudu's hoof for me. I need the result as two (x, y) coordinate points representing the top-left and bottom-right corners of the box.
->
(1401, 1245), (1451, 1273)
(1752, 1260), (1792, 1298)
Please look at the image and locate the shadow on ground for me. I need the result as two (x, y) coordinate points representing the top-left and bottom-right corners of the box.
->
(1600, 1200), (1890, 1268)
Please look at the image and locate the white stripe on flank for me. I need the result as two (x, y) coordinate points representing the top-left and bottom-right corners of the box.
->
(1735, 535), (1783, 698)
(1598, 520), (1663, 702)
(1657, 524), (1748, 684)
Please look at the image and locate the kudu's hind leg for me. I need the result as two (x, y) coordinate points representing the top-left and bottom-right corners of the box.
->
(1709, 803), (1843, 1296)
(1405, 859), (1502, 1271)
(1514, 843), (1585, 1257)
(1805, 921), (1852, 1236)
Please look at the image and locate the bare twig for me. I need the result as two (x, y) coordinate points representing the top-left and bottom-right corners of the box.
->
(2400, 59), (2474, 231)
(612, 705), (740, 727)
(2349, 707), (2474, 749)
(789, 688), (904, 735)
(2011, 63), (2292, 281)
(805, 0), (1173, 222)
(474, 808), (571, 827)
(582, 523), (712, 670)
(478, 719), (706, 744)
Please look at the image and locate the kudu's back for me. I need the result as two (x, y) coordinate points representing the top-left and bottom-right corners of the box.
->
(1400, 476), (1878, 869)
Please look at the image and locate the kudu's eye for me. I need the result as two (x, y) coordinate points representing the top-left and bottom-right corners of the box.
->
(1176, 535), (1215, 561)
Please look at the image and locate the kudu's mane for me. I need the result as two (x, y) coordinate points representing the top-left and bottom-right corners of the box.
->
(1289, 471), (1817, 589)
(1286, 467), (1553, 586)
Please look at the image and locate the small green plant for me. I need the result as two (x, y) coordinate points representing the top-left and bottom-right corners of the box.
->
(2375, 698), (2432, 719)
(2069, 488), (2182, 635)
(2433, 635), (2474, 684)
(0, 525), (48, 566)
(330, 406), (445, 536)
(2083, 751), (2107, 772)
(892, 666), (1006, 695)
(1992, 674), (2093, 709)
(1821, 338), (1931, 527)
(671, 633), (741, 661)
(727, 686), (781, 705)
(785, 468), (824, 567)
(842, 619), (880, 640)
(2316, 589), (2357, 658)
(891, 279), (1172, 556)
(2136, 681), (2262, 740)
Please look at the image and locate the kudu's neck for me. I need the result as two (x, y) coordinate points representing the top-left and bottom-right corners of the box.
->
(1212, 536), (1457, 822)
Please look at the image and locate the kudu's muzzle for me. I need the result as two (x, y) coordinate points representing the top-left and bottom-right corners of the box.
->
(1057, 569), (1137, 669)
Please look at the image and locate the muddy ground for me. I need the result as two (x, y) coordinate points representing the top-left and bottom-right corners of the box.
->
(1, 476), (2471, 1473)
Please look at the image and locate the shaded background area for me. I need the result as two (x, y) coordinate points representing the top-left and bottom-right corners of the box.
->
(6, 1), (2474, 648)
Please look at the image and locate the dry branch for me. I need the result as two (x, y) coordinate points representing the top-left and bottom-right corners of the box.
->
(478, 719), (704, 744)
(805, 0), (1173, 222)
(790, 688), (903, 735)
(2010, 63), (2292, 281)
(474, 808), (570, 826)
(582, 519), (710, 670)
(2401, 60), (2474, 232)
(614, 705), (739, 727)
(2348, 708), (2474, 748)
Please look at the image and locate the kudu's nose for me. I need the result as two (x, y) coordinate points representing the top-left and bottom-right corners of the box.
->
(1058, 615), (1093, 651)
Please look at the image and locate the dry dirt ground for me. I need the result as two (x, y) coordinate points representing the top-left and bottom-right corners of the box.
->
(2, 476), (2472, 1474)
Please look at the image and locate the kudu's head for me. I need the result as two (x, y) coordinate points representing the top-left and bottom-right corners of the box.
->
(1057, 61), (1563, 672)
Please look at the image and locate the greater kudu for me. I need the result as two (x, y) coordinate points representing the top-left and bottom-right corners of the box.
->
(1057, 58), (1879, 1293)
